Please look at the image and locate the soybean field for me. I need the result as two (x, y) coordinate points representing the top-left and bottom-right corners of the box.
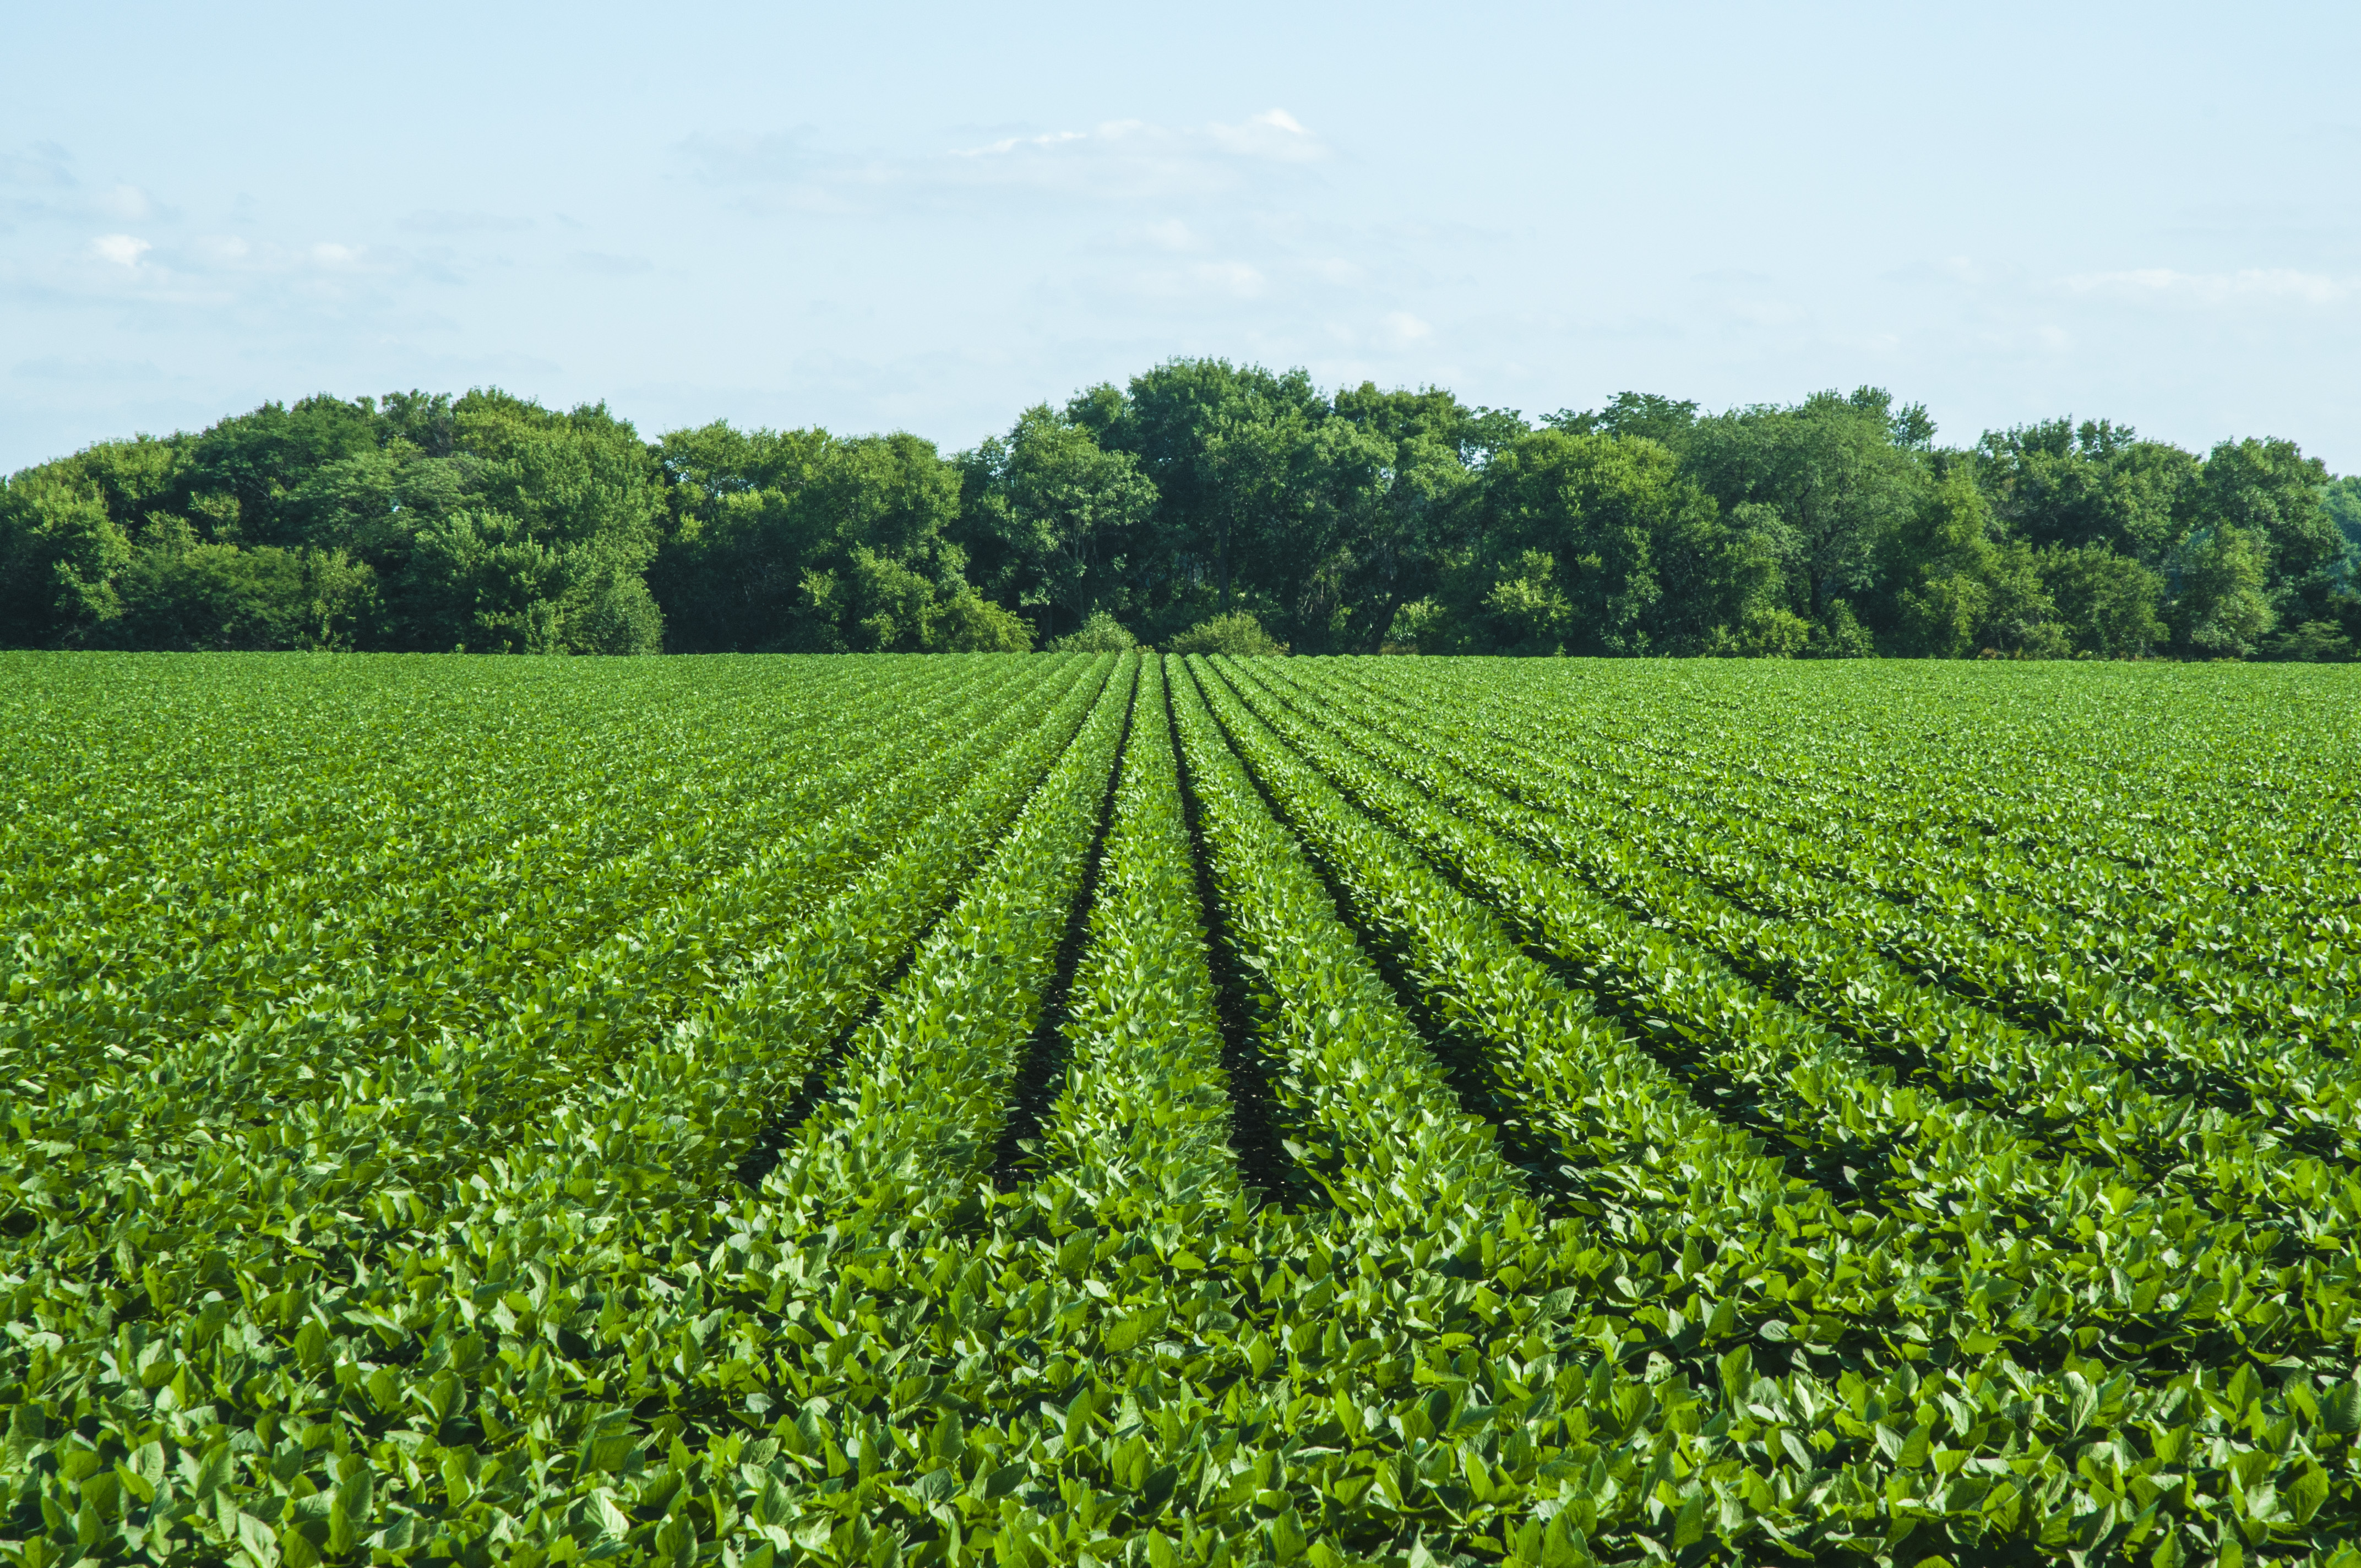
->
(7, 650), (2361, 1568)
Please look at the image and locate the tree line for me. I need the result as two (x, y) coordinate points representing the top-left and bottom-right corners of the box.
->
(5, 361), (2358, 660)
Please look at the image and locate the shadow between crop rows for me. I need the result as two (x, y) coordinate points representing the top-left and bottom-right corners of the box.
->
(1163, 655), (1314, 1211)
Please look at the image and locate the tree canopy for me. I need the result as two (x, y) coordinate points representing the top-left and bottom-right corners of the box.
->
(6, 365), (2356, 661)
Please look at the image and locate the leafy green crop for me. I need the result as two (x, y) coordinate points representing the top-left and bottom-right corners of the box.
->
(4, 650), (2358, 1568)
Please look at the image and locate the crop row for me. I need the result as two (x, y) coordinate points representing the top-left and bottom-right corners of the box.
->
(6, 654), (2357, 1568)
(1351, 661), (2361, 1059)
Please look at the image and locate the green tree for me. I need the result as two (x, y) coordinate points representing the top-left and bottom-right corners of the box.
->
(646, 423), (835, 650)
(954, 405), (1156, 644)
(1682, 388), (1925, 633)
(2260, 620), (2354, 662)
(110, 522), (377, 651)
(650, 425), (976, 652)
(1973, 418), (2195, 563)
(2184, 437), (2341, 624)
(179, 394), (383, 550)
(2322, 476), (2361, 588)
(1324, 385), (1487, 652)
(1441, 430), (1726, 655)
(2038, 545), (2166, 657)
(2169, 526), (2276, 658)
(1884, 467), (2068, 657)
(1542, 391), (1700, 448)
(1072, 358), (1326, 627)
(389, 392), (666, 652)
(0, 469), (132, 643)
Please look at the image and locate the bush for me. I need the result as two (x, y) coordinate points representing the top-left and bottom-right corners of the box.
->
(565, 570), (667, 655)
(1703, 604), (1810, 658)
(1047, 610), (1135, 652)
(1166, 611), (1286, 656)
(2260, 620), (2355, 663)
(113, 527), (378, 651)
(927, 590), (1035, 652)
(1804, 600), (1875, 659)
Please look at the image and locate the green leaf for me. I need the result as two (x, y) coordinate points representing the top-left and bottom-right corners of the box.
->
(589, 1491), (633, 1543)
(755, 1474), (792, 1529)
(193, 1442), (234, 1501)
(2065, 1371), (2097, 1435)
(1900, 1423), (1933, 1471)
(292, 1321), (328, 1369)
(1717, 1345), (1753, 1404)
(1672, 1490), (1706, 1549)
(2289, 1464), (2331, 1526)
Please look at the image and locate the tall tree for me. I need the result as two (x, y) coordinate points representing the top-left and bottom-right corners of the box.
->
(1071, 358), (1326, 624)
(1435, 429), (1726, 655)
(2183, 437), (2341, 623)
(1973, 418), (2195, 563)
(1680, 388), (1926, 628)
(652, 424), (1024, 652)
(2169, 525), (2276, 658)
(953, 406), (1157, 643)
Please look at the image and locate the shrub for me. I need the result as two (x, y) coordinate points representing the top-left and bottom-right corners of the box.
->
(2260, 619), (2354, 663)
(1167, 611), (1286, 656)
(1047, 610), (1135, 652)
(927, 589), (1035, 652)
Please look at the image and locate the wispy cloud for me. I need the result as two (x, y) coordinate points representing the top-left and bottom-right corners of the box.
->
(572, 249), (654, 276)
(1205, 108), (1323, 162)
(97, 184), (153, 220)
(399, 209), (536, 236)
(953, 128), (1091, 158)
(0, 141), (75, 198)
(678, 128), (822, 186)
(12, 352), (162, 383)
(2060, 266), (2351, 306)
(682, 108), (1332, 212)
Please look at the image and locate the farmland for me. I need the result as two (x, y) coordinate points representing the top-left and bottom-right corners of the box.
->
(4, 652), (2360, 1568)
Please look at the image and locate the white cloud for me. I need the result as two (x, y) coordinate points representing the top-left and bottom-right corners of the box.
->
(953, 128), (1092, 159)
(2061, 266), (2349, 306)
(100, 184), (151, 220)
(311, 242), (363, 265)
(1383, 310), (1432, 343)
(955, 111), (1320, 167)
(1205, 108), (1324, 162)
(678, 108), (1334, 226)
(91, 233), (150, 267)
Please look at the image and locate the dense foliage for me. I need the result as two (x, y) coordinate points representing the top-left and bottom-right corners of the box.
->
(4, 368), (2357, 658)
(6, 651), (2360, 1566)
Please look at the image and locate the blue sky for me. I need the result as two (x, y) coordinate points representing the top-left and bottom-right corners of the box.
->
(4, 0), (2357, 473)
